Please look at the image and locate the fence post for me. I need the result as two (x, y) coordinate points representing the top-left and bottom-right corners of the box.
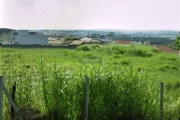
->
(160, 82), (164, 120)
(3, 83), (23, 120)
(0, 75), (3, 120)
(85, 76), (89, 120)
(11, 82), (16, 119)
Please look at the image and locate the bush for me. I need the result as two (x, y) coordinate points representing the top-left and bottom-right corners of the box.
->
(76, 45), (90, 51)
(91, 44), (100, 49)
(128, 45), (154, 57)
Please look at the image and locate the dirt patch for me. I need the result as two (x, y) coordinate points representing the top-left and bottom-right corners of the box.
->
(154, 45), (178, 53)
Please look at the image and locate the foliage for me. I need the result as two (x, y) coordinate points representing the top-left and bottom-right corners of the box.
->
(76, 45), (90, 51)
(64, 37), (80, 41)
(0, 28), (16, 35)
(176, 36), (180, 50)
(107, 32), (115, 39)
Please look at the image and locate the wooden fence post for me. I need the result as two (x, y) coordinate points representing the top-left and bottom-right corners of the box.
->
(11, 82), (16, 119)
(85, 76), (89, 120)
(0, 75), (3, 120)
(3, 83), (23, 120)
(160, 82), (164, 120)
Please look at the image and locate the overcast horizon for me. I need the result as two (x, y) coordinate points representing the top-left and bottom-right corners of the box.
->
(0, 0), (180, 30)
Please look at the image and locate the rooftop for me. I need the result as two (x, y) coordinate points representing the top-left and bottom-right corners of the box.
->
(116, 40), (132, 44)
(69, 40), (84, 45)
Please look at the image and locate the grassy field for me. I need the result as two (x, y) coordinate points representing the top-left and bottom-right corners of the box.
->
(0, 44), (180, 120)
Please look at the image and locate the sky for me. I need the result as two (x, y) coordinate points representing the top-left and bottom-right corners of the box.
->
(0, 0), (180, 30)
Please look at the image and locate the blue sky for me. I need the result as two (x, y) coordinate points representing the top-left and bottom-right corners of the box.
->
(0, 0), (180, 30)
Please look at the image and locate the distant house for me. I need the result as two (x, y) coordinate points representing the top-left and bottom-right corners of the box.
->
(48, 37), (70, 46)
(144, 41), (150, 46)
(80, 37), (92, 43)
(48, 40), (64, 46)
(69, 40), (84, 46)
(69, 37), (105, 47)
(131, 41), (141, 44)
(154, 45), (178, 53)
(90, 39), (102, 44)
(100, 39), (112, 44)
(116, 40), (131, 45)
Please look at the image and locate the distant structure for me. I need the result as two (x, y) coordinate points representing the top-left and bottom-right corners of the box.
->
(43, 30), (50, 35)
(116, 40), (131, 45)
(81, 37), (92, 42)
(0, 31), (15, 44)
(0, 30), (49, 45)
(144, 41), (150, 46)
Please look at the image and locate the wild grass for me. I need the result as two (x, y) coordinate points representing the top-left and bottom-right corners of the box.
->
(0, 44), (180, 119)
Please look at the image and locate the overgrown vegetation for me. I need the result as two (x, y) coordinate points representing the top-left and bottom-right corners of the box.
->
(0, 44), (180, 119)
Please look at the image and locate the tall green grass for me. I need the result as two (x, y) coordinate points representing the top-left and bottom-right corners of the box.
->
(3, 58), (160, 119)
(76, 44), (159, 57)
(0, 45), (179, 119)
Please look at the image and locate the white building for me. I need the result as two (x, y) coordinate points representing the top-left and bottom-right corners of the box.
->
(1, 30), (49, 45)
(101, 39), (112, 44)
(13, 30), (48, 45)
(14, 30), (48, 45)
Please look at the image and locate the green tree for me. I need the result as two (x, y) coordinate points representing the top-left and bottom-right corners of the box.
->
(176, 36), (180, 50)
(107, 32), (115, 39)
(176, 36), (180, 62)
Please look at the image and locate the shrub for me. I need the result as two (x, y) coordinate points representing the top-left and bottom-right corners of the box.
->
(91, 44), (100, 49)
(129, 47), (153, 57)
(76, 45), (90, 51)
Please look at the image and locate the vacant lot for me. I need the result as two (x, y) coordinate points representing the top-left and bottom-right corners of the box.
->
(1, 44), (180, 119)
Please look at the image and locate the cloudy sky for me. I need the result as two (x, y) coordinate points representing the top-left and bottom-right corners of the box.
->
(0, 0), (180, 30)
